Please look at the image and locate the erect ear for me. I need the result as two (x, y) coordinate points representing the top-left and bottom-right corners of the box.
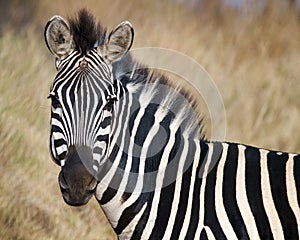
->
(102, 21), (134, 63)
(44, 16), (74, 59)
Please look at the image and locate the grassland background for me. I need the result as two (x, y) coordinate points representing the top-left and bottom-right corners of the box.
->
(0, 0), (299, 239)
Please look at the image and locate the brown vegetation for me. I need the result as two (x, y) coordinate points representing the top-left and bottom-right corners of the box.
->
(0, 0), (299, 239)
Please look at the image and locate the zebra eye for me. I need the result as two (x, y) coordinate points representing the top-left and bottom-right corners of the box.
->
(103, 100), (114, 112)
(103, 103), (111, 111)
(48, 94), (62, 109)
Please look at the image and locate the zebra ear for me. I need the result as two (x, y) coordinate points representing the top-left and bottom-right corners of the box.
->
(44, 16), (74, 59)
(102, 21), (134, 63)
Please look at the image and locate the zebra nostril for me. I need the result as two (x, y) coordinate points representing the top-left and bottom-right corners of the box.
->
(58, 171), (69, 190)
(87, 178), (98, 193)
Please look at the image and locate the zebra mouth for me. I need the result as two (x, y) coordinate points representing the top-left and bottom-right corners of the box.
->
(62, 193), (92, 207)
(59, 170), (98, 206)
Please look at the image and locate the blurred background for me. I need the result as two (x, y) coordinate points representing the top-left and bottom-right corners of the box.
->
(0, 0), (299, 239)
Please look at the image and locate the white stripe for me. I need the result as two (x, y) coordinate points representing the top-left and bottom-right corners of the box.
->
(51, 118), (63, 127)
(260, 149), (284, 240)
(105, 107), (165, 226)
(108, 82), (157, 199)
(236, 145), (260, 239)
(89, 84), (107, 141)
(93, 165), (98, 171)
(118, 202), (147, 240)
(86, 80), (99, 146)
(195, 143), (214, 239)
(52, 106), (62, 116)
(162, 137), (191, 240)
(108, 86), (126, 152)
(83, 80), (91, 145)
(286, 154), (300, 237)
(96, 91), (133, 200)
(177, 137), (200, 239)
(140, 119), (180, 239)
(94, 140), (106, 149)
(93, 153), (102, 163)
(195, 144), (214, 239)
(56, 144), (67, 155)
(60, 159), (65, 167)
(79, 81), (85, 145)
(63, 71), (80, 144)
(51, 118), (68, 140)
(99, 125), (111, 135)
(52, 131), (65, 140)
(114, 106), (146, 194)
(204, 226), (216, 240)
(215, 143), (238, 240)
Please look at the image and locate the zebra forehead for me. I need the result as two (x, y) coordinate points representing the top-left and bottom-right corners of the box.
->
(68, 8), (106, 53)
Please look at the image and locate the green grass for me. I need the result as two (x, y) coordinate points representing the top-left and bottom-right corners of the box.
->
(0, 1), (300, 239)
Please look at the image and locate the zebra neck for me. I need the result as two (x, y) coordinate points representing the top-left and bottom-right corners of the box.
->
(95, 78), (205, 233)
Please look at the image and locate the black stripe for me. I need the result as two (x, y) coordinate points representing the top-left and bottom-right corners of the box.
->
(120, 105), (151, 194)
(97, 134), (109, 142)
(170, 150), (193, 239)
(51, 124), (63, 133)
(81, 79), (88, 116)
(100, 116), (112, 129)
(85, 79), (95, 126)
(245, 146), (273, 240)
(93, 113), (107, 139)
(223, 143), (249, 239)
(200, 228), (208, 240)
(294, 155), (300, 206)
(122, 156), (139, 196)
(200, 143), (226, 239)
(51, 111), (62, 119)
(110, 85), (125, 140)
(133, 103), (157, 153)
(150, 128), (183, 239)
(99, 151), (128, 205)
(203, 142), (226, 239)
(93, 146), (103, 155)
(97, 146), (121, 204)
(185, 140), (206, 239)
(144, 110), (174, 173)
(98, 186), (117, 205)
(88, 54), (111, 80)
(54, 139), (66, 148)
(267, 151), (298, 239)
(61, 73), (79, 141)
(57, 151), (67, 160)
(114, 193), (148, 235)
(131, 193), (153, 239)
(54, 54), (81, 80)
(149, 181), (176, 239)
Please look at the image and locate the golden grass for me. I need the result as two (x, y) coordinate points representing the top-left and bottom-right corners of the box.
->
(0, 28), (115, 239)
(0, 0), (300, 239)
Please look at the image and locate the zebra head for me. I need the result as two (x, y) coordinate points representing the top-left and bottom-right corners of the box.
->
(44, 9), (133, 206)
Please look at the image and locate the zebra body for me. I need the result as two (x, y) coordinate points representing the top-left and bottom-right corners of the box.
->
(44, 9), (300, 239)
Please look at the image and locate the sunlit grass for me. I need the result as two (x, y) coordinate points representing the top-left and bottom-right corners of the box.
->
(0, 27), (115, 239)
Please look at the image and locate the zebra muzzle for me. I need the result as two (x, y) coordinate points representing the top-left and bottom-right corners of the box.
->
(58, 145), (98, 206)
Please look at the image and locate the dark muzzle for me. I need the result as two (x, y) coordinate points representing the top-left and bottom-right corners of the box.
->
(58, 145), (98, 206)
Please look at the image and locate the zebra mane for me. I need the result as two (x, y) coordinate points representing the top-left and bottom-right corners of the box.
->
(112, 54), (206, 139)
(68, 9), (106, 53)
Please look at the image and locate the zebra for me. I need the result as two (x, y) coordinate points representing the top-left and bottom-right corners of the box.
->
(44, 9), (300, 240)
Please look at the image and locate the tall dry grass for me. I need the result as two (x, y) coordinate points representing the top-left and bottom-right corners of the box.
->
(0, 0), (299, 239)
